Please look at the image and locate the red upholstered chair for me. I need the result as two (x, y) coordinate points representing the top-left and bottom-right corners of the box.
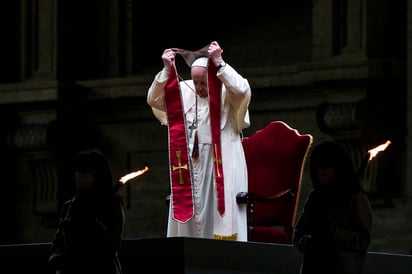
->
(237, 121), (313, 244)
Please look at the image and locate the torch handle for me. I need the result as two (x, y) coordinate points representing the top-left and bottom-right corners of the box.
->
(356, 155), (369, 179)
(112, 181), (122, 193)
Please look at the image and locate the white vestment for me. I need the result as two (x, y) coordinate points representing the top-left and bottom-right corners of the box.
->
(147, 63), (251, 241)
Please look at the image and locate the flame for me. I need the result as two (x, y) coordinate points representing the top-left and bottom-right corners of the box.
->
(119, 166), (149, 184)
(368, 140), (391, 161)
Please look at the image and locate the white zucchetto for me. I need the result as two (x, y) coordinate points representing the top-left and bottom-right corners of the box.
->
(191, 57), (209, 68)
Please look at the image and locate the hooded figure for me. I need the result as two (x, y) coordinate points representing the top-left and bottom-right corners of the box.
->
(293, 141), (373, 274)
(48, 150), (125, 274)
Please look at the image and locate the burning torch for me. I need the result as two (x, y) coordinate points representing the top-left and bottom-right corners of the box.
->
(113, 166), (149, 193)
(357, 140), (392, 178)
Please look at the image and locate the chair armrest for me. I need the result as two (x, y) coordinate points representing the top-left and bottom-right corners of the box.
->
(236, 192), (249, 204)
(236, 189), (294, 204)
(165, 194), (171, 207)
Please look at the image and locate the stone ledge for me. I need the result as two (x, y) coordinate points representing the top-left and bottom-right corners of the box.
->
(1, 237), (411, 274)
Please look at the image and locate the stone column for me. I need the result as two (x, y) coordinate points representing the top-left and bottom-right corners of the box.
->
(407, 0), (412, 200)
(21, 0), (57, 80)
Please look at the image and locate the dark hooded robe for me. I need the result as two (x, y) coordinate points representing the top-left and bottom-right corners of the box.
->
(293, 141), (373, 274)
(48, 150), (125, 274)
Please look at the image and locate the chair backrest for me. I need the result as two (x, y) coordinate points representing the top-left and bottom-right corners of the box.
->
(241, 121), (313, 243)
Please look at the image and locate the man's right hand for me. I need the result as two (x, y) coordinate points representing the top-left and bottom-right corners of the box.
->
(162, 49), (175, 72)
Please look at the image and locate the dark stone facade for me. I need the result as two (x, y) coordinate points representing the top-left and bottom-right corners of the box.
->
(0, 0), (410, 255)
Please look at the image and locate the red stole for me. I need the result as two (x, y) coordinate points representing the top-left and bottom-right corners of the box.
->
(207, 60), (225, 216)
(164, 64), (194, 223)
(164, 61), (225, 222)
